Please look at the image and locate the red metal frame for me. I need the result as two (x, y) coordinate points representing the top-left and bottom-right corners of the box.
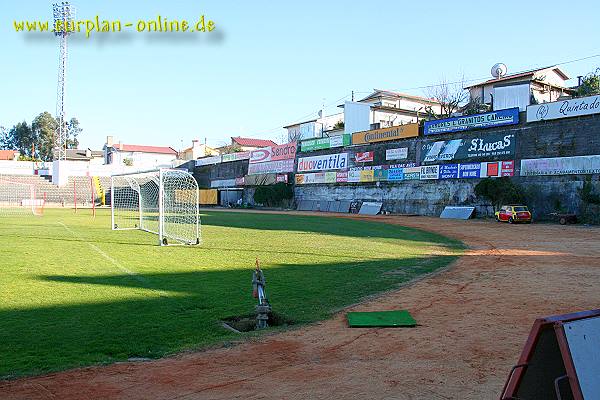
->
(500, 309), (600, 400)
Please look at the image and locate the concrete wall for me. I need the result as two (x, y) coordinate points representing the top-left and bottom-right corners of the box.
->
(295, 111), (600, 221)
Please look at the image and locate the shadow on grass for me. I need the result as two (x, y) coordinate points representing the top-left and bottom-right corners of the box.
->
(1, 255), (458, 379)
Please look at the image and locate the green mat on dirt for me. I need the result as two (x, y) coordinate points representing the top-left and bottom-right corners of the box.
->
(346, 310), (416, 327)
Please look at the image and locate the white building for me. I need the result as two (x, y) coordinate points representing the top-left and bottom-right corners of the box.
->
(465, 66), (575, 111)
(103, 136), (177, 168)
(179, 139), (219, 161)
(284, 89), (442, 141)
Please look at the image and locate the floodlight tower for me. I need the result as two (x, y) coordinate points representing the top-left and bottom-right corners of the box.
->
(53, 2), (75, 161)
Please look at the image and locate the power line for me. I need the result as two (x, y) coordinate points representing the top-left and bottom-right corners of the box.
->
(236, 53), (600, 142)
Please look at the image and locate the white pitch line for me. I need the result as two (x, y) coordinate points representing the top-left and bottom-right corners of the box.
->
(58, 222), (167, 296)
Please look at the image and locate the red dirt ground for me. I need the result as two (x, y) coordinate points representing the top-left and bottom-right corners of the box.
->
(2, 215), (600, 399)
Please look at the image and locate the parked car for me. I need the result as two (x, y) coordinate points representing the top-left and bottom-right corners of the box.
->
(495, 205), (532, 223)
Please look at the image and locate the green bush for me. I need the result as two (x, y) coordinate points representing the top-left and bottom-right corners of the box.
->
(474, 177), (525, 210)
(253, 183), (293, 207)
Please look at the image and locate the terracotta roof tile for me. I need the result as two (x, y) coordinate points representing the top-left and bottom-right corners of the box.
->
(231, 137), (277, 147)
(113, 144), (177, 155)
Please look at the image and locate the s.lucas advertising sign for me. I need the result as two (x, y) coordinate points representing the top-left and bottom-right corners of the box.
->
(424, 108), (519, 135)
(527, 94), (600, 122)
(421, 133), (515, 163)
(297, 153), (349, 172)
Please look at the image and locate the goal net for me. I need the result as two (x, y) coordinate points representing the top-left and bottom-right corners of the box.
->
(0, 175), (45, 216)
(111, 169), (200, 246)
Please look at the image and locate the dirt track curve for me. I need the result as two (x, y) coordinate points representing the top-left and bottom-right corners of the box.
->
(2, 215), (600, 399)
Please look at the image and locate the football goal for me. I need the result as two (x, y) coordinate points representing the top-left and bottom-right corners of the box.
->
(0, 175), (45, 216)
(111, 169), (200, 246)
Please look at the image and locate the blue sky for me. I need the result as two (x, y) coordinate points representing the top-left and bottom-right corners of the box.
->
(2, 0), (599, 150)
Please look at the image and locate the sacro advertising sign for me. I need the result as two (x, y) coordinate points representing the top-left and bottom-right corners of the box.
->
(424, 107), (519, 135)
(520, 155), (600, 176)
(527, 94), (600, 122)
(247, 159), (294, 175)
(420, 133), (515, 163)
(297, 153), (349, 172)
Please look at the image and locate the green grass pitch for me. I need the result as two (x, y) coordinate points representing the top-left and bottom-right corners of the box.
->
(0, 209), (462, 378)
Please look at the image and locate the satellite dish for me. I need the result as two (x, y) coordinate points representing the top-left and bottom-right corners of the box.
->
(491, 63), (507, 79)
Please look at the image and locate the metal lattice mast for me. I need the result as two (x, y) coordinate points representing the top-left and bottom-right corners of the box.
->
(53, 2), (75, 161)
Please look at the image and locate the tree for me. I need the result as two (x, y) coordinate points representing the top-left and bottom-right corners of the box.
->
(475, 177), (525, 210)
(424, 77), (469, 119)
(0, 126), (11, 149)
(219, 143), (242, 154)
(9, 121), (35, 157)
(577, 68), (600, 97)
(66, 117), (82, 149)
(32, 112), (58, 161)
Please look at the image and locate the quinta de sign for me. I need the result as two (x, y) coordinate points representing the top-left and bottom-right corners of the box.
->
(527, 94), (600, 122)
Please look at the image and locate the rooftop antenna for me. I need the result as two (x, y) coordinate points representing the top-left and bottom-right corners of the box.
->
(491, 63), (508, 79)
(53, 2), (76, 161)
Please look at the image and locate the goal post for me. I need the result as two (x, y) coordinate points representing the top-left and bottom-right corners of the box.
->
(111, 169), (200, 246)
(0, 175), (45, 216)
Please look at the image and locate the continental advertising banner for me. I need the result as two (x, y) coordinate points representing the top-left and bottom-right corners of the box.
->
(297, 153), (349, 172)
(352, 124), (419, 145)
(424, 107), (519, 135)
(300, 135), (351, 152)
(247, 159), (294, 175)
(421, 133), (515, 163)
(520, 155), (600, 176)
(527, 94), (600, 122)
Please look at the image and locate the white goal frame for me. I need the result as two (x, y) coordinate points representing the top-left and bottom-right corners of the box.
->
(110, 169), (200, 246)
(0, 176), (45, 216)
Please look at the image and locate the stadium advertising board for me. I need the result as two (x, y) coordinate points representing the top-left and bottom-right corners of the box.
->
(420, 165), (440, 180)
(195, 155), (221, 166)
(421, 133), (515, 163)
(221, 151), (250, 163)
(300, 135), (351, 152)
(520, 155), (600, 176)
(386, 147), (408, 160)
(297, 153), (349, 172)
(373, 169), (388, 181)
(352, 124), (419, 145)
(439, 164), (459, 179)
(424, 107), (519, 135)
(355, 151), (374, 163)
(249, 142), (297, 164)
(459, 163), (481, 178)
(348, 170), (361, 183)
(235, 177), (245, 186)
(276, 174), (288, 183)
(210, 179), (237, 188)
(336, 171), (348, 183)
(359, 170), (374, 182)
(387, 168), (404, 181)
(527, 94), (600, 122)
(247, 159), (294, 175)
(403, 167), (421, 180)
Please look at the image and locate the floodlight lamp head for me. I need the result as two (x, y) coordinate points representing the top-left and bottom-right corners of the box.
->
(52, 2), (76, 37)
